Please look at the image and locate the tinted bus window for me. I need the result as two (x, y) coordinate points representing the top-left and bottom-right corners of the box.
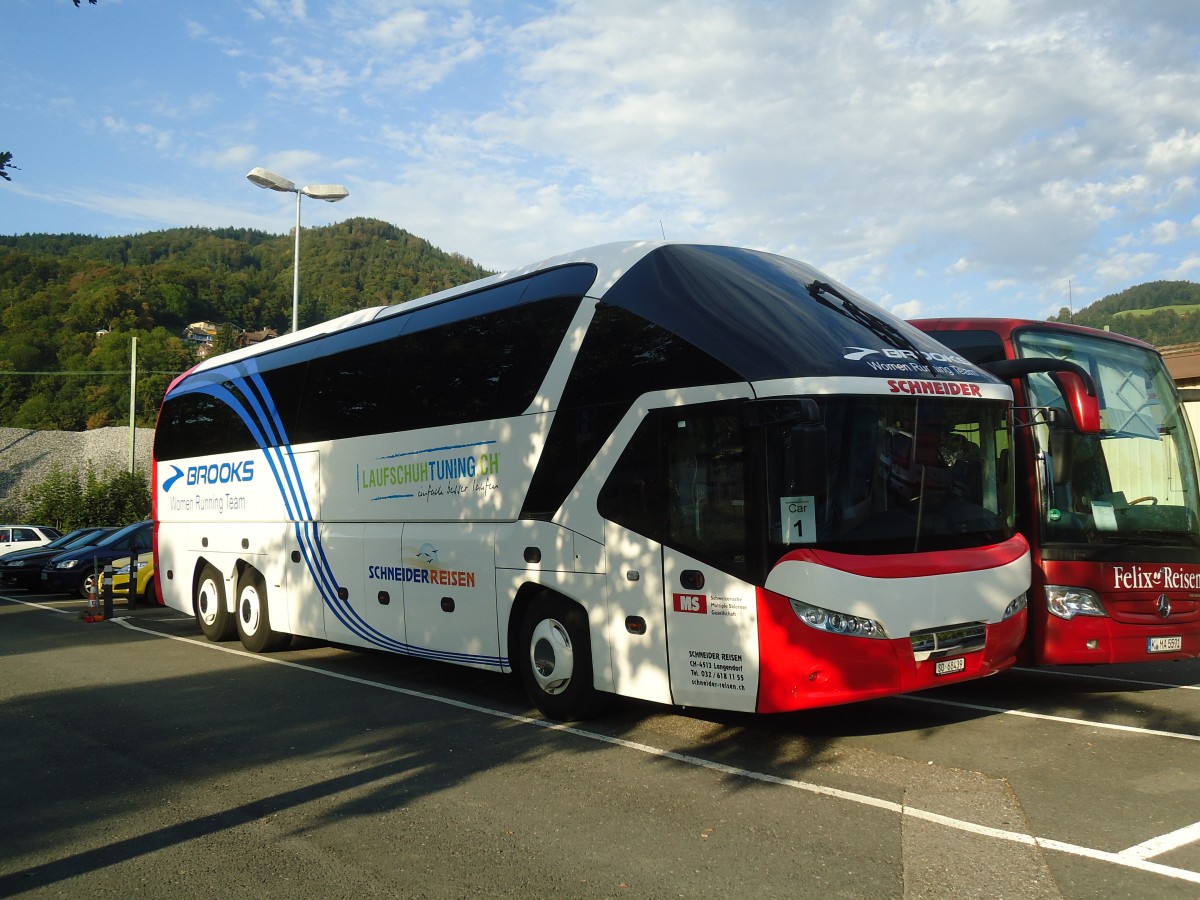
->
(522, 305), (742, 519)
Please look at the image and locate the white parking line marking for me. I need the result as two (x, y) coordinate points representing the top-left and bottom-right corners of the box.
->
(1121, 820), (1200, 860)
(1014, 666), (1200, 692)
(0, 595), (73, 614)
(112, 616), (1200, 887)
(901, 694), (1200, 742)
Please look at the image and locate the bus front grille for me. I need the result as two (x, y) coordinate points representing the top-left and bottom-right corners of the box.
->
(910, 623), (987, 661)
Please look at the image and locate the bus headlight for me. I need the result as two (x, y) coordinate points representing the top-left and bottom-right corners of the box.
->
(1003, 592), (1028, 621)
(1045, 585), (1106, 620)
(788, 598), (889, 639)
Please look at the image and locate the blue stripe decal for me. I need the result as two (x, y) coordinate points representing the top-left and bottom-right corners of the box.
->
(168, 365), (507, 669)
(377, 440), (497, 461)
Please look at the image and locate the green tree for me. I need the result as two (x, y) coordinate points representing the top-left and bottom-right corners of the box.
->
(15, 463), (147, 531)
(0, 219), (493, 427)
(213, 323), (240, 356)
(21, 463), (89, 530)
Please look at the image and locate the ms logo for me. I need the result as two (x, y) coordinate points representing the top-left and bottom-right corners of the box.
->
(673, 593), (708, 614)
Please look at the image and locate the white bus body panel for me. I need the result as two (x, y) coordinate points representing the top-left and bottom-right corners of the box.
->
(603, 523), (672, 705)
(764, 552), (1031, 633)
(331, 417), (545, 523)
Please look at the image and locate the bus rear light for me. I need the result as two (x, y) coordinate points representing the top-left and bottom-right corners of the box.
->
(1045, 585), (1106, 621)
(787, 597), (889, 639)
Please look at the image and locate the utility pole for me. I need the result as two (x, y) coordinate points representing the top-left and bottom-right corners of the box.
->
(128, 336), (137, 474)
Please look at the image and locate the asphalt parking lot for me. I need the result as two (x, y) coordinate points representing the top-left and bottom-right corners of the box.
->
(3, 588), (1199, 898)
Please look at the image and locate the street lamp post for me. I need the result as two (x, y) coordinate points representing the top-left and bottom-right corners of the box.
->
(246, 167), (349, 333)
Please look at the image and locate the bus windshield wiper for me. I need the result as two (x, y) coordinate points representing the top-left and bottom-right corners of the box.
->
(807, 280), (939, 377)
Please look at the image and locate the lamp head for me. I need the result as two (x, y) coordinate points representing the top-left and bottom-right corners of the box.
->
(246, 167), (297, 193)
(302, 184), (349, 202)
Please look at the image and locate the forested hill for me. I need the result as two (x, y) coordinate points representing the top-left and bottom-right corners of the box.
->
(1047, 280), (1200, 346)
(0, 218), (493, 431)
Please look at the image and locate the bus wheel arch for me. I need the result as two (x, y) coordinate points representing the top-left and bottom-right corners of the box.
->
(193, 560), (235, 642)
(234, 565), (290, 653)
(517, 590), (604, 720)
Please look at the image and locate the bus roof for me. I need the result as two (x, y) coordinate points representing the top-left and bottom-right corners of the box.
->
(185, 242), (1003, 387)
(910, 316), (1159, 353)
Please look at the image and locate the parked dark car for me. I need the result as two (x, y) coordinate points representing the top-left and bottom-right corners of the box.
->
(0, 527), (115, 590)
(41, 521), (152, 598)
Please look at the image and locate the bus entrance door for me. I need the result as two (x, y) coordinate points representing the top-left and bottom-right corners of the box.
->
(662, 547), (759, 713)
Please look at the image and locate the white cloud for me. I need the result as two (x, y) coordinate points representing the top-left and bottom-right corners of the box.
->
(248, 0), (308, 24)
(200, 145), (259, 170)
(889, 300), (923, 319)
(1168, 257), (1200, 279)
(259, 150), (328, 180)
(1095, 251), (1160, 287)
(1151, 220), (1181, 244)
(1148, 129), (1200, 174)
(351, 10), (429, 48)
(7, 0), (1200, 322)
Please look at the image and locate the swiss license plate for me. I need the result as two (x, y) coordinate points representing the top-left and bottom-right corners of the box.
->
(935, 657), (966, 676)
(1148, 635), (1183, 654)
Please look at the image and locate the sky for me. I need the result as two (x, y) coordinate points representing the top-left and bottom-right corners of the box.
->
(3, 0), (1200, 322)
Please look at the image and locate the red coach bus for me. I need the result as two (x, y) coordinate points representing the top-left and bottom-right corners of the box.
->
(912, 317), (1200, 665)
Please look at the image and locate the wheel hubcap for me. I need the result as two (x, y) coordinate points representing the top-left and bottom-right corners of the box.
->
(239, 584), (261, 634)
(529, 617), (573, 695)
(198, 582), (217, 625)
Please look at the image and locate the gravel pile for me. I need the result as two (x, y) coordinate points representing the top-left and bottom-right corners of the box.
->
(0, 426), (155, 505)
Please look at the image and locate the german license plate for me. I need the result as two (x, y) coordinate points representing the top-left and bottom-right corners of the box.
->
(1148, 635), (1182, 654)
(935, 657), (966, 676)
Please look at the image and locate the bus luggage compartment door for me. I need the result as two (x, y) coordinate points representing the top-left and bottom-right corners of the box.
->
(603, 522), (673, 705)
(401, 523), (501, 671)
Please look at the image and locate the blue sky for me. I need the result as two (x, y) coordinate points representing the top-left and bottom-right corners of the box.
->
(3, 0), (1200, 321)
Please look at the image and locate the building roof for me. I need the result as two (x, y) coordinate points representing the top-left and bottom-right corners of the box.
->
(1159, 343), (1200, 384)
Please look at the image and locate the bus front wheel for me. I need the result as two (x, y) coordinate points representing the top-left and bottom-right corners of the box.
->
(194, 565), (235, 642)
(518, 594), (601, 720)
(235, 570), (289, 653)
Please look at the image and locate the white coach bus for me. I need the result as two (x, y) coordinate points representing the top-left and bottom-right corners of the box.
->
(152, 242), (1091, 719)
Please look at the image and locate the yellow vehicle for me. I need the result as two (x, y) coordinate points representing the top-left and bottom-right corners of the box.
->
(98, 551), (158, 605)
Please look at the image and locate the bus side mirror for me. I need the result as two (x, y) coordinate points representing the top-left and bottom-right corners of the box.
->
(1050, 371), (1101, 435)
(983, 359), (1101, 435)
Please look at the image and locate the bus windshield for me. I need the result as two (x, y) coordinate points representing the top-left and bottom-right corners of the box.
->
(1017, 329), (1200, 549)
(765, 395), (1015, 558)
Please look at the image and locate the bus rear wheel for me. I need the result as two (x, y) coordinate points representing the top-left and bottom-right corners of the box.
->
(235, 570), (289, 653)
(518, 594), (601, 720)
(194, 565), (235, 642)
